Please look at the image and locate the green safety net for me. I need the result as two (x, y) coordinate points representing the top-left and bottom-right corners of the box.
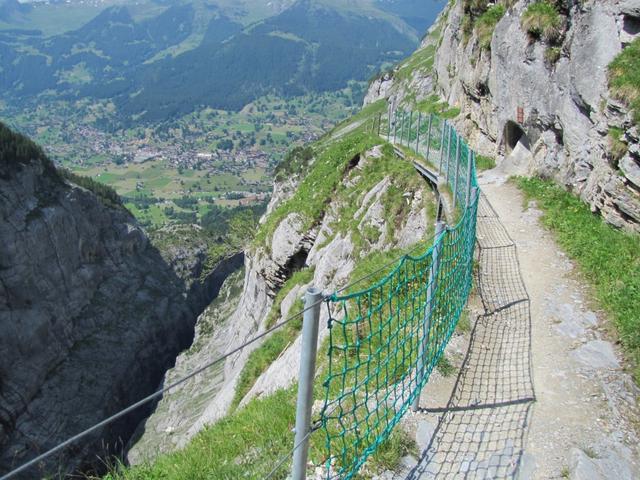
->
(320, 110), (480, 479)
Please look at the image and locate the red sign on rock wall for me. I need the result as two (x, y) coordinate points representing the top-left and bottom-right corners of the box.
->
(517, 106), (524, 125)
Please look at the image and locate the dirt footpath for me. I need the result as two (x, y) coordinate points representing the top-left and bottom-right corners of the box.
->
(391, 174), (639, 480)
(481, 178), (639, 479)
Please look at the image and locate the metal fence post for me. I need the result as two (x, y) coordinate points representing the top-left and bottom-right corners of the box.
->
(453, 137), (461, 208)
(292, 287), (323, 480)
(465, 149), (473, 208)
(407, 111), (413, 147)
(377, 113), (382, 136)
(438, 121), (447, 174)
(393, 110), (398, 144)
(412, 221), (446, 412)
(425, 114), (433, 162)
(415, 112), (422, 154)
(400, 111), (406, 145)
(387, 105), (392, 142)
(445, 125), (453, 183)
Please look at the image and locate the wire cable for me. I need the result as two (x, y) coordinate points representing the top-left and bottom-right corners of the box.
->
(0, 296), (327, 480)
(332, 230), (440, 296)
(262, 400), (341, 480)
(262, 427), (316, 480)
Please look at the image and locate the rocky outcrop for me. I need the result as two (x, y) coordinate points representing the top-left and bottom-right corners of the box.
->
(0, 132), (203, 477)
(128, 159), (310, 463)
(366, 0), (640, 232)
(127, 267), (246, 463)
(149, 225), (244, 314)
(129, 143), (437, 460)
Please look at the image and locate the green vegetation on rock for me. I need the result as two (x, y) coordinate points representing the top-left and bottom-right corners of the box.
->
(60, 169), (123, 209)
(475, 4), (506, 50)
(0, 120), (53, 175)
(521, 1), (563, 42)
(104, 388), (298, 480)
(254, 130), (381, 248)
(475, 154), (496, 171)
(231, 267), (315, 409)
(274, 145), (314, 181)
(461, 0), (511, 47)
(415, 95), (461, 119)
(544, 46), (562, 65)
(515, 177), (640, 381)
(608, 37), (640, 128)
(608, 127), (628, 165)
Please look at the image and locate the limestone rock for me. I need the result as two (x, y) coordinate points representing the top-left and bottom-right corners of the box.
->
(620, 155), (640, 188)
(0, 152), (197, 477)
(365, 0), (640, 232)
(571, 340), (620, 369)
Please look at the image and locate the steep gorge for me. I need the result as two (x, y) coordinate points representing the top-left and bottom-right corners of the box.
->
(0, 124), (238, 478)
(127, 127), (440, 463)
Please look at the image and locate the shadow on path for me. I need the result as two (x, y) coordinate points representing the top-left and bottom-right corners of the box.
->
(406, 194), (536, 479)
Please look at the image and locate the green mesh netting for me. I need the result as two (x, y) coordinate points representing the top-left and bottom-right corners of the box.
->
(319, 110), (480, 479)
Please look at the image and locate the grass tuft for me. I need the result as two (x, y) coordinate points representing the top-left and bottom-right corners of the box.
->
(608, 127), (628, 165)
(608, 38), (640, 127)
(475, 154), (496, 171)
(521, 1), (563, 42)
(544, 46), (562, 65)
(437, 355), (456, 377)
(367, 429), (418, 472)
(514, 177), (640, 382)
(475, 5), (506, 50)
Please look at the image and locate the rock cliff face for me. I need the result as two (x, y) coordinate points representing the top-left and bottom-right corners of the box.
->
(129, 136), (437, 461)
(0, 127), (226, 478)
(366, 0), (640, 232)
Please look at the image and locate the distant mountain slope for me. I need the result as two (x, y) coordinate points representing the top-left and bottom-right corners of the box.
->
(113, 0), (417, 120)
(375, 0), (447, 32)
(0, 0), (30, 22)
(0, 4), (202, 96)
(0, 0), (445, 122)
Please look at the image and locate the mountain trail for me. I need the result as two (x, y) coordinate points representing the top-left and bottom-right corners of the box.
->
(382, 171), (640, 479)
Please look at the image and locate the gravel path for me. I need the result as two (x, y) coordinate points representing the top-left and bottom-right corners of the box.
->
(388, 173), (640, 479)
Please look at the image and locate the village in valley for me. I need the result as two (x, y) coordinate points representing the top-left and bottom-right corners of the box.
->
(2, 86), (363, 228)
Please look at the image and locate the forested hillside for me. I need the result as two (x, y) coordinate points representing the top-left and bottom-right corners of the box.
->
(0, 0), (446, 122)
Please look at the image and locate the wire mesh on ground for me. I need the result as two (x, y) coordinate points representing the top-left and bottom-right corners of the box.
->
(317, 109), (481, 479)
(406, 193), (535, 479)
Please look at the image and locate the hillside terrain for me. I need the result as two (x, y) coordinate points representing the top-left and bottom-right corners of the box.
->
(368, 0), (640, 233)
(0, 0), (446, 238)
(114, 1), (640, 479)
(1, 1), (639, 479)
(0, 0), (444, 120)
(0, 121), (243, 477)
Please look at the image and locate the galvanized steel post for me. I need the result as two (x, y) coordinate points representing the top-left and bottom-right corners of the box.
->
(453, 136), (461, 209)
(387, 105), (392, 142)
(465, 149), (473, 207)
(415, 112), (422, 154)
(412, 221), (446, 412)
(393, 109), (398, 144)
(292, 287), (323, 480)
(445, 125), (452, 183)
(425, 114), (433, 162)
(438, 121), (447, 174)
(407, 111), (413, 147)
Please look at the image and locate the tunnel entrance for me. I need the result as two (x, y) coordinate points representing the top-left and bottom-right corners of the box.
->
(624, 15), (640, 37)
(503, 120), (530, 155)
